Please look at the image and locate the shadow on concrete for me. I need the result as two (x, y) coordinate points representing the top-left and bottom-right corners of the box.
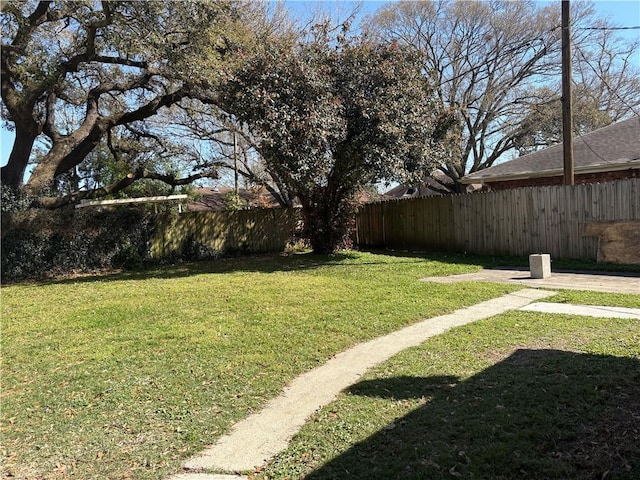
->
(305, 349), (640, 480)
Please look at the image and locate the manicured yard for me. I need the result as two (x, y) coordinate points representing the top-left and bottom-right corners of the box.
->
(259, 290), (640, 480)
(2, 251), (638, 479)
(2, 251), (517, 480)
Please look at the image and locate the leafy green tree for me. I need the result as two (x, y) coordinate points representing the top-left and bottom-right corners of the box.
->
(1, 0), (248, 207)
(221, 25), (451, 253)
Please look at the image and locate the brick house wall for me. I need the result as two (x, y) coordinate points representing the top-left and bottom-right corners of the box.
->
(485, 168), (640, 191)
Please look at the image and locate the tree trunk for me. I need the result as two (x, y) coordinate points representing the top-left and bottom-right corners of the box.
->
(25, 121), (106, 195)
(25, 154), (61, 195)
(1, 127), (38, 188)
(301, 188), (357, 255)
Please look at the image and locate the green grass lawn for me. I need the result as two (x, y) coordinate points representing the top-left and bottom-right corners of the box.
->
(259, 290), (640, 480)
(2, 250), (518, 480)
(2, 251), (638, 479)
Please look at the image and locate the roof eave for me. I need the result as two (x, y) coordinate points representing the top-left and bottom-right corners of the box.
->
(460, 158), (640, 185)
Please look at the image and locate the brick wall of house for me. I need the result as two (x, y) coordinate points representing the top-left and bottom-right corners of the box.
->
(486, 168), (640, 191)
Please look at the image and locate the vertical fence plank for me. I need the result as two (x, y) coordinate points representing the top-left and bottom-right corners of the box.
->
(151, 208), (300, 259)
(155, 179), (638, 260)
(355, 178), (638, 261)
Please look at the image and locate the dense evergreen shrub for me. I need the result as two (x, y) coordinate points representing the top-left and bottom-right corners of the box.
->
(1, 207), (156, 283)
(180, 233), (224, 262)
(1, 184), (37, 213)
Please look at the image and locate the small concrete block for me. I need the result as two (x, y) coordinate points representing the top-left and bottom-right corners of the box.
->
(529, 254), (551, 279)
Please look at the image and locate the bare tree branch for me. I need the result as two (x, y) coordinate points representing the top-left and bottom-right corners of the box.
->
(34, 166), (222, 209)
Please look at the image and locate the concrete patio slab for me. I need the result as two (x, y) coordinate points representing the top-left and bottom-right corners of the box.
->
(422, 268), (640, 295)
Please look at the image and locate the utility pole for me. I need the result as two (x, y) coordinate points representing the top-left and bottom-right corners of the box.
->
(562, 0), (574, 185)
(233, 131), (239, 195)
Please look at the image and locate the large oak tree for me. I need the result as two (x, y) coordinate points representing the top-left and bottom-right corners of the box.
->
(1, 0), (248, 207)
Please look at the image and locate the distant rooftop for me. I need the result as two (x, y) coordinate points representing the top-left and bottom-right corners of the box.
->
(462, 116), (640, 184)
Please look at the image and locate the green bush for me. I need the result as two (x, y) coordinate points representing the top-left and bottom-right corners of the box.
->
(1, 184), (37, 213)
(1, 207), (156, 283)
(112, 242), (144, 270)
(181, 233), (223, 262)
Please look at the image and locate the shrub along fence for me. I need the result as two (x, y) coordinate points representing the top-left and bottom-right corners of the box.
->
(4, 179), (637, 282)
(1, 208), (156, 282)
(356, 178), (640, 261)
(1, 206), (301, 283)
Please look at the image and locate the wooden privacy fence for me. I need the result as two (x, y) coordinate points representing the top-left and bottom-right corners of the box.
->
(356, 179), (640, 260)
(150, 208), (301, 259)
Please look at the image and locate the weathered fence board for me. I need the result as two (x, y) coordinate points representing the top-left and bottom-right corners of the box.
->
(356, 179), (640, 261)
(150, 208), (300, 259)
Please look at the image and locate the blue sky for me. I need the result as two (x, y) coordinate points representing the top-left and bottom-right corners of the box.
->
(2, 0), (639, 168)
(284, 0), (640, 32)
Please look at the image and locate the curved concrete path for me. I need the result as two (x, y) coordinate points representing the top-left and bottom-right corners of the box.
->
(170, 289), (555, 479)
(170, 269), (639, 480)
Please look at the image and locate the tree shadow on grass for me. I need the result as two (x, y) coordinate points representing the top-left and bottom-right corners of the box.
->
(30, 248), (638, 287)
(306, 349), (640, 480)
(360, 248), (526, 269)
(39, 249), (480, 286)
(35, 251), (363, 285)
(362, 248), (640, 275)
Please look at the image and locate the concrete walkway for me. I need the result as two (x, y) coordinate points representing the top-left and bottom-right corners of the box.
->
(170, 269), (639, 480)
(171, 289), (554, 479)
(521, 302), (640, 319)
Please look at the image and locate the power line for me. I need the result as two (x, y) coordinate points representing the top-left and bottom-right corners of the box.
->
(577, 26), (640, 31)
(429, 26), (561, 88)
(573, 42), (640, 118)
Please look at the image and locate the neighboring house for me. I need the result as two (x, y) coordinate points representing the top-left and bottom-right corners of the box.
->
(186, 187), (284, 212)
(461, 116), (640, 190)
(187, 187), (383, 212)
(384, 173), (458, 199)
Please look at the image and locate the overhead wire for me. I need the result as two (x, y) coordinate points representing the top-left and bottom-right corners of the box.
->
(566, 53), (639, 165)
(386, 14), (639, 165)
(578, 26), (640, 31)
(417, 22), (639, 87)
(554, 15), (640, 163)
(572, 42), (640, 118)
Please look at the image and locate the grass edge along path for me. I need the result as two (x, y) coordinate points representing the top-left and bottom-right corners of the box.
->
(3, 251), (521, 480)
(256, 295), (640, 480)
(181, 289), (554, 474)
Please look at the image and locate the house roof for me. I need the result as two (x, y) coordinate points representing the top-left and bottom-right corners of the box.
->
(461, 116), (640, 184)
(186, 187), (283, 211)
(187, 186), (383, 211)
(384, 172), (457, 199)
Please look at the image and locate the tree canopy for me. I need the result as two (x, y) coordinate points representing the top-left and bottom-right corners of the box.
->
(1, 0), (249, 207)
(220, 26), (452, 253)
(4, 0), (636, 219)
(367, 0), (640, 190)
